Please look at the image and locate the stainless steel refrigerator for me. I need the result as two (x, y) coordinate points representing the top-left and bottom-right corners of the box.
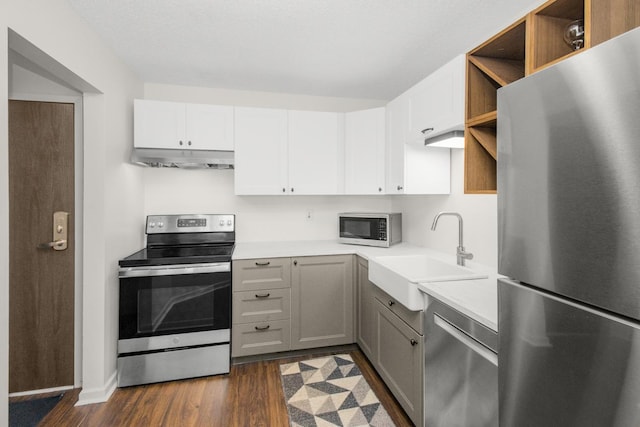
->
(497, 27), (640, 427)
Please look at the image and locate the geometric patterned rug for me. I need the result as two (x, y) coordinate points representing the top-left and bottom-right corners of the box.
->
(280, 354), (396, 427)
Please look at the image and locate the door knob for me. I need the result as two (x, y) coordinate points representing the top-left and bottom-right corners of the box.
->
(38, 239), (67, 249)
(38, 211), (69, 251)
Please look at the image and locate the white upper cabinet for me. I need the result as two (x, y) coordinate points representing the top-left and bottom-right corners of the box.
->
(383, 55), (463, 194)
(234, 108), (344, 195)
(386, 90), (451, 195)
(234, 107), (288, 195)
(287, 110), (344, 195)
(407, 55), (465, 144)
(386, 96), (408, 194)
(344, 107), (386, 195)
(134, 99), (234, 150)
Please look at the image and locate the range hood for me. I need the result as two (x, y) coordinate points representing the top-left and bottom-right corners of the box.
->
(131, 148), (234, 169)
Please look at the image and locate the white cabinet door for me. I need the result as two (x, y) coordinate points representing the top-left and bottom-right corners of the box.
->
(134, 99), (234, 151)
(344, 107), (386, 195)
(288, 110), (344, 195)
(385, 96), (408, 194)
(385, 69), (453, 195)
(134, 99), (186, 149)
(407, 54), (464, 144)
(186, 104), (234, 151)
(234, 107), (288, 195)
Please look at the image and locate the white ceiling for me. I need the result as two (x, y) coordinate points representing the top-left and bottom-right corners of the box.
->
(67, 0), (545, 100)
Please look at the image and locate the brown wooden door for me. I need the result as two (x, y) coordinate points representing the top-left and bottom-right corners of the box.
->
(9, 100), (75, 393)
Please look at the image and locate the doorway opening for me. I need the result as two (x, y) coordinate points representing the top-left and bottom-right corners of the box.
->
(8, 51), (84, 397)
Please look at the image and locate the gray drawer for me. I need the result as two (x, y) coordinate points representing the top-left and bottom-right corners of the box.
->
(373, 285), (424, 335)
(233, 288), (291, 324)
(231, 319), (291, 357)
(232, 258), (291, 291)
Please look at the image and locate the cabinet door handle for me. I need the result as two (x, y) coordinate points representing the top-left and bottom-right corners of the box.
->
(187, 140), (192, 146)
(293, 260), (298, 266)
(254, 325), (270, 331)
(378, 187), (382, 192)
(421, 127), (434, 135)
(397, 185), (403, 191)
(255, 261), (271, 266)
(255, 293), (270, 298)
(410, 338), (418, 346)
(282, 188), (286, 193)
(179, 140), (183, 146)
(388, 300), (395, 307)
(291, 187), (294, 193)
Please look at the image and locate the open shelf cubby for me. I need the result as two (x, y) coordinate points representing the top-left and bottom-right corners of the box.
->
(464, 0), (640, 195)
(528, 0), (585, 73)
(464, 19), (525, 193)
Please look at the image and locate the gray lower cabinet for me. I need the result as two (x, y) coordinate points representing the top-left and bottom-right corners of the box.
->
(232, 257), (291, 291)
(291, 255), (354, 350)
(232, 320), (291, 357)
(356, 256), (376, 360)
(232, 254), (355, 357)
(232, 258), (292, 357)
(373, 288), (424, 426)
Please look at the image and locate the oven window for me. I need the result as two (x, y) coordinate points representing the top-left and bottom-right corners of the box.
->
(138, 284), (217, 334)
(119, 272), (231, 340)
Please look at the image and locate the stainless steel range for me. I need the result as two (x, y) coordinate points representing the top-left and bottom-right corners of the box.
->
(117, 214), (234, 387)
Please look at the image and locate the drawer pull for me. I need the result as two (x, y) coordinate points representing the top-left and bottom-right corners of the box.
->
(388, 300), (395, 307)
(255, 293), (270, 298)
(255, 261), (271, 266)
(410, 338), (418, 346)
(254, 325), (270, 331)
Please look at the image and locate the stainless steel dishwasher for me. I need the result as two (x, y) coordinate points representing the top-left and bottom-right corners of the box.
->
(424, 297), (498, 427)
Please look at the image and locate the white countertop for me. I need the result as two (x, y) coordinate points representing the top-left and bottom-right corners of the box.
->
(417, 277), (498, 331)
(233, 240), (498, 331)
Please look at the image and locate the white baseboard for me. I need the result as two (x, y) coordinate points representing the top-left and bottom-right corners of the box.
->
(9, 385), (73, 398)
(75, 370), (117, 406)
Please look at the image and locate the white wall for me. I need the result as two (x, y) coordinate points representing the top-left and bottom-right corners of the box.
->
(0, 1), (9, 423)
(143, 168), (393, 242)
(144, 83), (386, 112)
(393, 149), (498, 269)
(1, 1), (144, 419)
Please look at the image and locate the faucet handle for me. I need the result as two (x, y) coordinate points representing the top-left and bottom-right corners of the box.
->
(456, 246), (473, 266)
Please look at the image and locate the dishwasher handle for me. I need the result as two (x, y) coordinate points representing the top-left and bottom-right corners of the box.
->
(434, 314), (498, 366)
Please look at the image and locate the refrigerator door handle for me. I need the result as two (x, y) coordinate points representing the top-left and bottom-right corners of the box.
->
(434, 314), (498, 366)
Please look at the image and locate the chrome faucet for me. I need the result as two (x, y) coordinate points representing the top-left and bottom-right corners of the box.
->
(430, 212), (473, 266)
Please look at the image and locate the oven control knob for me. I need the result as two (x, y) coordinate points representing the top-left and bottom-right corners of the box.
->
(227, 220), (232, 226)
(158, 222), (164, 228)
(219, 220), (225, 226)
(149, 222), (156, 228)
(172, 337), (180, 344)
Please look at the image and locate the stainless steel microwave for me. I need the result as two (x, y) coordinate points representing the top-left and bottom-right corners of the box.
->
(338, 213), (402, 247)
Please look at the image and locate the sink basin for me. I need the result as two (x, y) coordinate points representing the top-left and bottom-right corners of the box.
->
(368, 255), (488, 311)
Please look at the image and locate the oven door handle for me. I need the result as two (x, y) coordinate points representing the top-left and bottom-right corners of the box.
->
(119, 262), (230, 278)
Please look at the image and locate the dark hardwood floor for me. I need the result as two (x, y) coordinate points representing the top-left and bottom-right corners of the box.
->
(27, 349), (412, 426)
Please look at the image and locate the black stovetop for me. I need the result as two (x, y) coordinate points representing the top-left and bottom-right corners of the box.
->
(118, 243), (234, 268)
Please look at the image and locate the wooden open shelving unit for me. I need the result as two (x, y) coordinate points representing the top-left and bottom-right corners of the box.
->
(464, 0), (640, 194)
